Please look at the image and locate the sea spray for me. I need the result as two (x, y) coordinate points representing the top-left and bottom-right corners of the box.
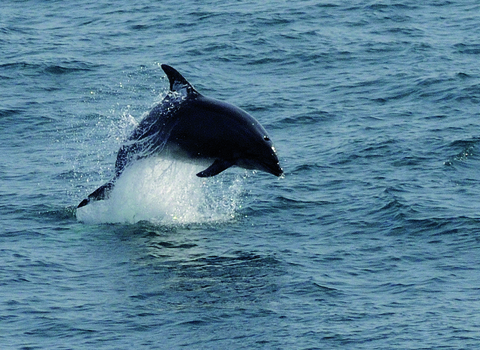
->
(76, 157), (244, 225)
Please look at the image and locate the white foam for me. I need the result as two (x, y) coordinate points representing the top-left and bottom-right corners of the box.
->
(76, 157), (244, 225)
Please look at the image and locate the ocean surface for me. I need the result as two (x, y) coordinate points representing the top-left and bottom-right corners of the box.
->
(2, 0), (480, 349)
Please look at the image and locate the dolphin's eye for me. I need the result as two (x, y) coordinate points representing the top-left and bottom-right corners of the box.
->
(263, 136), (270, 141)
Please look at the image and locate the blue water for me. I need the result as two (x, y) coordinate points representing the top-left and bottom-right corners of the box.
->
(2, 0), (480, 348)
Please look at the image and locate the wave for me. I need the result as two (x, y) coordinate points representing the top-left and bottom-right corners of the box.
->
(374, 185), (480, 238)
(43, 63), (93, 75)
(443, 137), (479, 166)
(0, 60), (99, 76)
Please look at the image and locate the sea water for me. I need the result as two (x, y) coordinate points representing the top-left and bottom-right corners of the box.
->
(1, 0), (480, 349)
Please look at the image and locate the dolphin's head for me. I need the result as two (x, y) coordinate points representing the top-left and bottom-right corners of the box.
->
(236, 133), (283, 177)
(161, 89), (283, 178)
(195, 96), (283, 177)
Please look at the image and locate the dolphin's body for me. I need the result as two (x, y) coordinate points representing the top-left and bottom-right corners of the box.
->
(78, 64), (282, 208)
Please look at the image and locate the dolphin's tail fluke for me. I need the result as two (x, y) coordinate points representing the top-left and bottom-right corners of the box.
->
(77, 181), (115, 208)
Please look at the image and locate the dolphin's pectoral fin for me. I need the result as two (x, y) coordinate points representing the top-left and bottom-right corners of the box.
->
(196, 159), (234, 177)
(77, 181), (115, 208)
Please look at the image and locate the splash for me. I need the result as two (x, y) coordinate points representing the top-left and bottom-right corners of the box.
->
(76, 157), (244, 225)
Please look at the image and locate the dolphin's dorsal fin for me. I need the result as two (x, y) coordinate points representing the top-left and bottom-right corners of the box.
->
(161, 64), (198, 96)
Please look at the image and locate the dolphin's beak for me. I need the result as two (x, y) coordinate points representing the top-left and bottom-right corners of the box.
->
(266, 162), (283, 177)
(261, 154), (283, 177)
(263, 147), (283, 177)
(238, 156), (283, 177)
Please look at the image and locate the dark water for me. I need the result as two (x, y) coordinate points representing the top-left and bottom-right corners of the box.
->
(2, 0), (480, 348)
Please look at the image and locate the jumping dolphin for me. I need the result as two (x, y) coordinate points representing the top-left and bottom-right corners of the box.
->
(77, 64), (282, 208)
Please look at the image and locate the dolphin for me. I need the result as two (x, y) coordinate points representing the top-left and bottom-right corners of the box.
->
(78, 64), (282, 208)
